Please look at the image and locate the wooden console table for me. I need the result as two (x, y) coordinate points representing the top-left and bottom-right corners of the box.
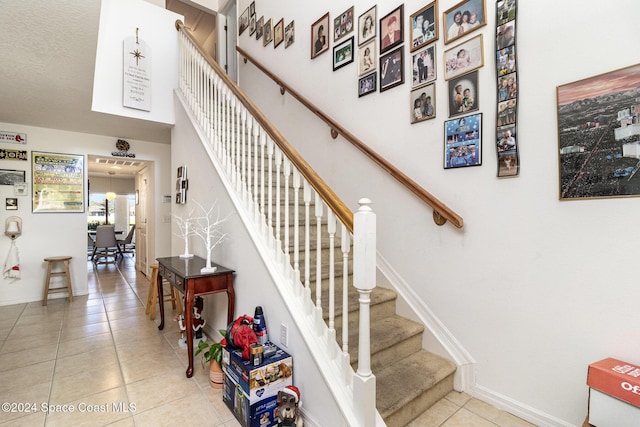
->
(156, 256), (235, 378)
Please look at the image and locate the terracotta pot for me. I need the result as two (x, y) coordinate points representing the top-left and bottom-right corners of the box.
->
(210, 360), (224, 388)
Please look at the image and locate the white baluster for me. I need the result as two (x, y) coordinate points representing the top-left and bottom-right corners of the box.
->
(274, 150), (282, 262)
(292, 169), (301, 288)
(303, 180), (312, 313)
(341, 225), (350, 354)
(266, 138), (275, 247)
(327, 209), (337, 358)
(314, 193), (323, 334)
(283, 158), (291, 268)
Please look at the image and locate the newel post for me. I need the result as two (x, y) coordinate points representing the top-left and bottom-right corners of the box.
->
(353, 198), (376, 427)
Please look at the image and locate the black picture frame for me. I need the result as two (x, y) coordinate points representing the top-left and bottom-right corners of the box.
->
(380, 5), (404, 54)
(358, 72), (377, 97)
(380, 46), (404, 92)
(0, 169), (25, 186)
(333, 36), (354, 71)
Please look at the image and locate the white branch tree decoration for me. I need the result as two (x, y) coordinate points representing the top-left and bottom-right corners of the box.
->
(173, 208), (196, 259)
(191, 200), (230, 273)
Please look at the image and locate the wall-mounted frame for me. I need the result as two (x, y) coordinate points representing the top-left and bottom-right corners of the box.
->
(311, 13), (329, 59)
(557, 62), (640, 199)
(448, 70), (479, 117)
(0, 169), (25, 185)
(256, 16), (264, 41)
(444, 34), (484, 80)
(380, 46), (404, 92)
(358, 72), (377, 97)
(333, 37), (354, 71)
(411, 84), (436, 124)
(410, 1), (438, 52)
(380, 5), (404, 54)
(334, 6), (354, 42)
(239, 7), (249, 35)
(443, 0), (486, 45)
(14, 182), (28, 196)
(32, 151), (85, 213)
(285, 21), (295, 48)
(273, 19), (284, 48)
(411, 44), (436, 89)
(358, 40), (376, 76)
(358, 5), (376, 46)
(263, 19), (273, 46)
(444, 113), (482, 169)
(6, 198), (17, 211)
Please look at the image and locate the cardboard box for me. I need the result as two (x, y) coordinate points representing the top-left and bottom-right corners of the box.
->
(223, 372), (280, 427)
(222, 344), (293, 427)
(222, 344), (293, 400)
(587, 358), (640, 426)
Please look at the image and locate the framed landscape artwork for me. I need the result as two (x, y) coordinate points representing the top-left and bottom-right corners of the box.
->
(557, 63), (640, 200)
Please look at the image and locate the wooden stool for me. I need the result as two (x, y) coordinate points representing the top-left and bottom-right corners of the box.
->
(146, 263), (182, 320)
(43, 256), (73, 306)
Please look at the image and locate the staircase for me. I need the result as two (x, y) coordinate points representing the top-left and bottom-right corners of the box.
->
(281, 190), (456, 426)
(177, 24), (457, 426)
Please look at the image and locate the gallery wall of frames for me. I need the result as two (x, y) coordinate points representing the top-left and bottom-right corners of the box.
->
(239, 0), (518, 176)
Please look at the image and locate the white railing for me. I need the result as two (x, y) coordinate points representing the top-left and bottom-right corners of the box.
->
(177, 24), (380, 426)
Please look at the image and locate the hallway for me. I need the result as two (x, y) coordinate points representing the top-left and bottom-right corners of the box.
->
(0, 257), (537, 426)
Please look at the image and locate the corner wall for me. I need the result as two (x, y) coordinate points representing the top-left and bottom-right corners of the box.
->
(235, 0), (640, 426)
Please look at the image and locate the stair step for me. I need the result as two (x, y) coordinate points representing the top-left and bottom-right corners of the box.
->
(376, 350), (456, 427)
(343, 315), (425, 373)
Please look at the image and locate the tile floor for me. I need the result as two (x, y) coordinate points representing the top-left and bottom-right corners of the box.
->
(0, 256), (537, 426)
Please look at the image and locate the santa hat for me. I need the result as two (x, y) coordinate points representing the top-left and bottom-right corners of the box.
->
(281, 385), (301, 405)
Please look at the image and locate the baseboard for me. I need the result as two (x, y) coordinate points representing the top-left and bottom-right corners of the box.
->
(470, 384), (575, 427)
(375, 253), (476, 390)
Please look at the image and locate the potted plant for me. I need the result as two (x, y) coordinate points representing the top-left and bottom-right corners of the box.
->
(195, 329), (226, 388)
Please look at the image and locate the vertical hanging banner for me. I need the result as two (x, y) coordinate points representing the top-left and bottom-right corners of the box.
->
(495, 0), (518, 177)
(123, 28), (151, 112)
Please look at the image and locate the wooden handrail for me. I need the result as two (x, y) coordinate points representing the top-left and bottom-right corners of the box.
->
(177, 21), (354, 233)
(236, 46), (463, 229)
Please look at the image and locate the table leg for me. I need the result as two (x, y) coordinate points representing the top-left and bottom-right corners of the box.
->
(157, 271), (165, 330)
(184, 284), (195, 378)
(227, 274), (235, 325)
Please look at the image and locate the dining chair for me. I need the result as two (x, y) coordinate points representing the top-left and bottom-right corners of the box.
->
(92, 225), (120, 264)
(117, 224), (135, 256)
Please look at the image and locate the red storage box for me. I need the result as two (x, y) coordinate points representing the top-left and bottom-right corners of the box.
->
(587, 358), (640, 426)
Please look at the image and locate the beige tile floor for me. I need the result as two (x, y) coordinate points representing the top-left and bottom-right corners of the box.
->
(0, 256), (537, 427)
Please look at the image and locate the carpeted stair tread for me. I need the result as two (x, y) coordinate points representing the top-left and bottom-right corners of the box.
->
(376, 350), (456, 424)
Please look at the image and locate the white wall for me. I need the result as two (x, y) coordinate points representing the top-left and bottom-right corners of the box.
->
(0, 122), (171, 306)
(234, 1), (640, 426)
(93, 0), (182, 124)
(171, 94), (345, 426)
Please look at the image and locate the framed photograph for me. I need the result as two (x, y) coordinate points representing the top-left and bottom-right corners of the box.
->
(444, 34), (484, 80)
(496, 45), (516, 76)
(497, 124), (517, 158)
(448, 70), (479, 117)
(249, 1), (255, 16)
(358, 40), (376, 76)
(498, 72), (517, 102)
(380, 5), (403, 54)
(497, 99), (516, 127)
(311, 13), (330, 59)
(249, 13), (256, 36)
(0, 169), (25, 185)
(497, 0), (516, 26)
(410, 2), (438, 52)
(411, 44), (436, 88)
(358, 72), (377, 97)
(557, 63), (640, 200)
(256, 16), (264, 41)
(444, 113), (482, 169)
(333, 6), (354, 42)
(443, 0), (486, 44)
(273, 19), (284, 48)
(263, 18), (273, 47)
(333, 36), (354, 71)
(6, 198), (17, 210)
(358, 6), (376, 46)
(497, 20), (515, 50)
(285, 21), (295, 48)
(14, 182), (28, 196)
(32, 151), (85, 213)
(380, 46), (404, 92)
(239, 7), (249, 35)
(411, 83), (436, 124)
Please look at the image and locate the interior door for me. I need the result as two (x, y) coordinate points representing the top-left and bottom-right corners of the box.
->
(136, 169), (149, 275)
